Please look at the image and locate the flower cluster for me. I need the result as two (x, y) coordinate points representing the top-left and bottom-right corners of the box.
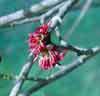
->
(28, 24), (67, 70)
(28, 24), (48, 56)
(39, 45), (67, 70)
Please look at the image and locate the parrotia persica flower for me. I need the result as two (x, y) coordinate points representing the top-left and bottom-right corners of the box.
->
(28, 23), (67, 70)
(28, 24), (49, 56)
(39, 45), (67, 70)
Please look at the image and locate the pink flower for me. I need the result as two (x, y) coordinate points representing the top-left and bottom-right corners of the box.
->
(28, 23), (67, 70)
(35, 24), (49, 35)
(39, 45), (67, 70)
(28, 24), (49, 55)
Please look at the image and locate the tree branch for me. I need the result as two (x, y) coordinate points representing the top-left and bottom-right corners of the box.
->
(0, 72), (46, 82)
(9, 1), (66, 27)
(0, 0), (66, 27)
(0, 1), (99, 27)
(20, 47), (100, 96)
(9, 54), (38, 96)
(64, 0), (93, 40)
(49, 0), (79, 29)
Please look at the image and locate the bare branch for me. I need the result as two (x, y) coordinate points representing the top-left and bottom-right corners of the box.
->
(54, 0), (93, 48)
(49, 0), (78, 29)
(20, 47), (100, 96)
(0, 0), (66, 27)
(64, 0), (93, 40)
(72, 1), (100, 11)
(0, 72), (15, 80)
(0, 1), (99, 27)
(0, 72), (45, 82)
(9, 0), (76, 27)
(9, 54), (38, 96)
(9, 1), (66, 26)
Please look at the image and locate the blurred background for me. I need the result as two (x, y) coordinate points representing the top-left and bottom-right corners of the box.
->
(0, 0), (100, 96)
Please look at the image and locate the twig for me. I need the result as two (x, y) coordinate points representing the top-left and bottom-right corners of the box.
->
(72, 1), (100, 11)
(20, 47), (100, 96)
(0, 72), (15, 80)
(0, 2), (100, 27)
(9, 54), (38, 96)
(0, 72), (46, 82)
(7, 0), (77, 27)
(0, 0), (66, 27)
(49, 0), (78, 29)
(9, 1), (66, 26)
(64, 0), (93, 40)
(54, 0), (93, 48)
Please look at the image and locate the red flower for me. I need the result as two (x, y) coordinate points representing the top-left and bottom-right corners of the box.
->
(28, 24), (49, 55)
(39, 45), (67, 70)
(28, 23), (67, 70)
(35, 24), (49, 35)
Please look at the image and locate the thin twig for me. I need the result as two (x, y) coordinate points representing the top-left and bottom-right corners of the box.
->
(0, 72), (15, 80)
(9, 1), (66, 26)
(0, 1), (99, 27)
(64, 0), (93, 40)
(8, 0), (78, 27)
(72, 2), (100, 11)
(20, 47), (100, 96)
(0, 0), (66, 27)
(0, 72), (46, 82)
(54, 0), (93, 48)
(49, 0), (78, 29)
(9, 54), (38, 96)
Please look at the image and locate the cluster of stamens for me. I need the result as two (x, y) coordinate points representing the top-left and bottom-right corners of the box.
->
(28, 24), (67, 70)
